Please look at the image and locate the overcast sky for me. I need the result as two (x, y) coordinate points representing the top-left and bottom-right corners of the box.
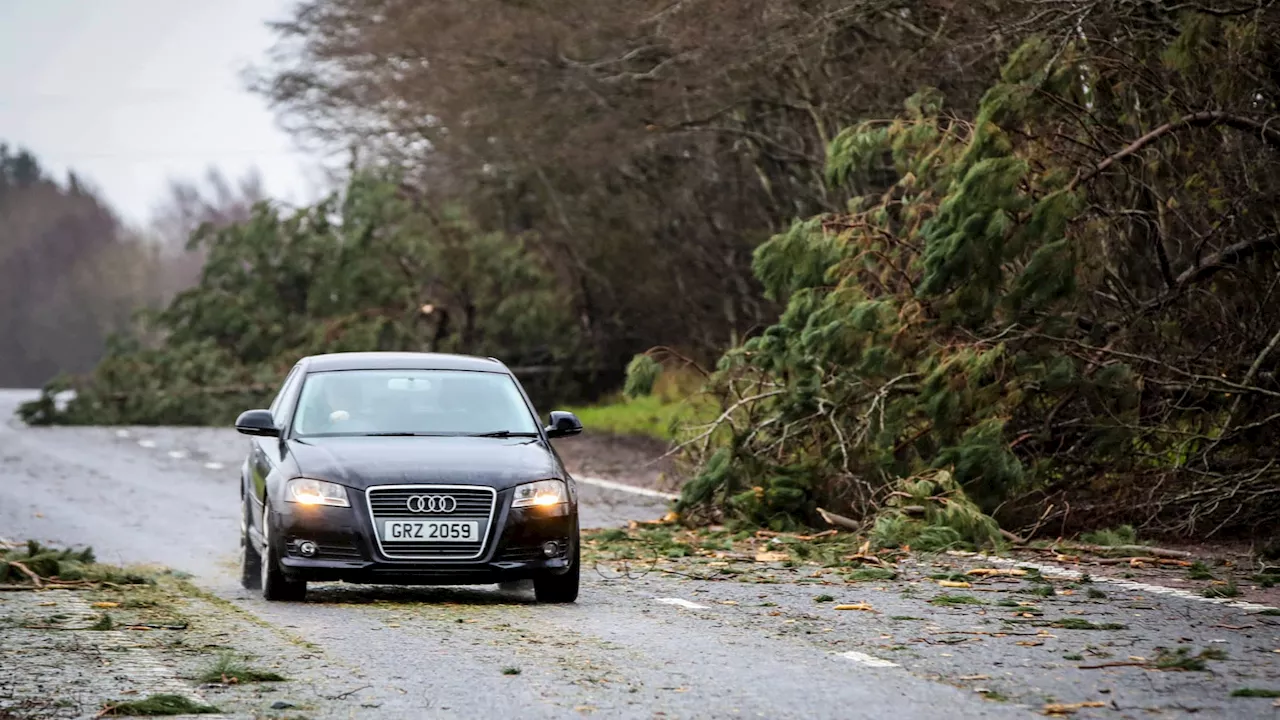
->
(0, 0), (322, 225)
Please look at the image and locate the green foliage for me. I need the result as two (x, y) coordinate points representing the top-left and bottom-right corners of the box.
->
(1079, 526), (1140, 547)
(1232, 688), (1280, 698)
(567, 391), (717, 442)
(929, 594), (985, 606)
(0, 540), (153, 585)
(1186, 562), (1215, 581)
(623, 354), (663, 398)
(1050, 619), (1126, 631)
(1153, 647), (1224, 671)
(197, 653), (287, 684)
(845, 567), (897, 582)
(20, 171), (585, 425)
(1202, 578), (1240, 598)
(99, 694), (220, 716)
(675, 8), (1280, 540)
(870, 470), (1003, 551)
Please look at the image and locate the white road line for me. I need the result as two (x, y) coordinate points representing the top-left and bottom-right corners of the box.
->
(655, 597), (709, 609)
(951, 551), (1279, 612)
(204, 462), (225, 471)
(137, 440), (156, 448)
(837, 651), (900, 668)
(167, 450), (188, 459)
(576, 475), (679, 501)
(114, 429), (130, 438)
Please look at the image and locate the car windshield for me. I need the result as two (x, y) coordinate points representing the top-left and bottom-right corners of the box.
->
(291, 369), (540, 438)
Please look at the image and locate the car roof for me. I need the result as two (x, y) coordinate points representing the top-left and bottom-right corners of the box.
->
(300, 352), (510, 374)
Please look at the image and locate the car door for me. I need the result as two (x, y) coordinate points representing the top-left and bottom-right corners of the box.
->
(248, 364), (302, 528)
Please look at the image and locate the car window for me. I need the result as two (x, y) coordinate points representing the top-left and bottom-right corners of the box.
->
(269, 365), (301, 421)
(291, 369), (540, 437)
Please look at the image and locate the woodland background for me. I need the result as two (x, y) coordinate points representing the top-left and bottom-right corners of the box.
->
(10, 0), (1280, 543)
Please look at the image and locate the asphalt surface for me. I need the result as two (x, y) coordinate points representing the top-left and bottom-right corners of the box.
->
(3, 388), (1280, 719)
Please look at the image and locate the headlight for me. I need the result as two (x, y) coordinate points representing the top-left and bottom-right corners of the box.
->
(285, 478), (350, 507)
(512, 479), (568, 508)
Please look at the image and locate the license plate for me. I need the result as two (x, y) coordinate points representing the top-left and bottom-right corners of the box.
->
(381, 520), (479, 542)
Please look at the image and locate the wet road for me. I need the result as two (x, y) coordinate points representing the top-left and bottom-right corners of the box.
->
(3, 389), (1279, 719)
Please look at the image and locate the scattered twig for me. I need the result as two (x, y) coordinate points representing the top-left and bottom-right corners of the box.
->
(1077, 661), (1148, 669)
(325, 685), (372, 701)
(931, 630), (1044, 637)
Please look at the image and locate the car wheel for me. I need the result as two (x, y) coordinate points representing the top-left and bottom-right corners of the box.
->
(239, 494), (262, 590)
(260, 505), (307, 602)
(533, 538), (579, 604)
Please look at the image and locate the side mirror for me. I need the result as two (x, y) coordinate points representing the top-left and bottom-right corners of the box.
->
(235, 409), (279, 437)
(544, 410), (583, 439)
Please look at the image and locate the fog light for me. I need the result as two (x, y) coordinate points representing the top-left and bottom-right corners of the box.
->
(542, 541), (560, 557)
(298, 540), (318, 557)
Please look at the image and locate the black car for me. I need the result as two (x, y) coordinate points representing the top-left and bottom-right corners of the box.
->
(233, 352), (584, 603)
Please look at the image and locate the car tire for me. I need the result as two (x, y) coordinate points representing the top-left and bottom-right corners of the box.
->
(533, 538), (579, 604)
(260, 505), (307, 602)
(239, 494), (262, 590)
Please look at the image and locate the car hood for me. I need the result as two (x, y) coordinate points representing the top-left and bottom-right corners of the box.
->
(287, 436), (561, 491)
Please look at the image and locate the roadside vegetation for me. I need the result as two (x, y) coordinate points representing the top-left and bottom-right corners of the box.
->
(566, 365), (716, 441)
(1, 540), (300, 718)
(0, 540), (158, 587)
(13, 2), (1280, 551)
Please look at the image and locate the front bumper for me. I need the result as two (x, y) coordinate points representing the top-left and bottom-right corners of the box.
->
(271, 484), (576, 586)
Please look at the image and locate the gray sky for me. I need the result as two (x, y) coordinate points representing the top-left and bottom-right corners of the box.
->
(0, 0), (320, 225)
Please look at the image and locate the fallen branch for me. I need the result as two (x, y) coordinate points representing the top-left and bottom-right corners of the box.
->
(1057, 543), (1191, 559)
(7, 561), (44, 587)
(1000, 529), (1027, 544)
(816, 507), (861, 532)
(1093, 556), (1192, 567)
(1077, 661), (1148, 670)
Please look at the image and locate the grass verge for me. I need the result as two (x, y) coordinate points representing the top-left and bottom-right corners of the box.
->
(566, 392), (716, 442)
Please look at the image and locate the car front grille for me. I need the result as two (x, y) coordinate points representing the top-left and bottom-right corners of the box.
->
(366, 485), (497, 560)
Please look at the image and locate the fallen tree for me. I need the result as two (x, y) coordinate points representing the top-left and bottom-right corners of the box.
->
(19, 172), (588, 425)
(642, 7), (1280, 541)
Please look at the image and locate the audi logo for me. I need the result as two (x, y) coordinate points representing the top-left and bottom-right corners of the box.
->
(405, 494), (458, 513)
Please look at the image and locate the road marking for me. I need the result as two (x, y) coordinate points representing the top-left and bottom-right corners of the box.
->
(655, 597), (709, 609)
(115, 429), (130, 438)
(167, 450), (187, 459)
(204, 462), (224, 471)
(837, 651), (900, 668)
(952, 551), (1279, 612)
(576, 475), (680, 501)
(137, 440), (156, 448)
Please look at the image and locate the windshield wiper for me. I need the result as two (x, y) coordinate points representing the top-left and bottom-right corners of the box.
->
(364, 432), (443, 437)
(469, 431), (540, 438)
